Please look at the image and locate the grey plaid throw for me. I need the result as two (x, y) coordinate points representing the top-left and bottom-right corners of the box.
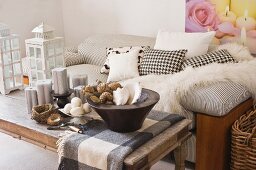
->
(58, 110), (184, 170)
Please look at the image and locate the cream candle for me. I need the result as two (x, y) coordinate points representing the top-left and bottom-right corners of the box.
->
(209, 0), (230, 14)
(231, 0), (256, 19)
(219, 6), (237, 24)
(52, 68), (69, 95)
(241, 27), (247, 45)
(236, 10), (256, 31)
(36, 79), (53, 105)
(71, 74), (88, 88)
(25, 87), (38, 114)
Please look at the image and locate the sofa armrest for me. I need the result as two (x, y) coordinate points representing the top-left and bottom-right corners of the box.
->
(180, 81), (251, 117)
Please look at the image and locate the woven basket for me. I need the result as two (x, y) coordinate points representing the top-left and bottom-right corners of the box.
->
(231, 109), (256, 170)
(31, 104), (53, 124)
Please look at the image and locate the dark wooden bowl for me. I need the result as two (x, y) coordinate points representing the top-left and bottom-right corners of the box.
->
(87, 88), (160, 133)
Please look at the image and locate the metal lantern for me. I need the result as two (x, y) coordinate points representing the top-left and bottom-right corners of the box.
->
(0, 23), (23, 94)
(25, 22), (64, 86)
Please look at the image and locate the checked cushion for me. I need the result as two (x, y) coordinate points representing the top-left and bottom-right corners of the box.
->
(139, 49), (187, 75)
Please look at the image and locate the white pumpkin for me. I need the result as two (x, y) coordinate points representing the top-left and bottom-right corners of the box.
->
(70, 107), (85, 116)
(83, 103), (91, 113)
(71, 97), (82, 108)
(63, 103), (72, 114)
(113, 87), (130, 105)
(124, 83), (142, 105)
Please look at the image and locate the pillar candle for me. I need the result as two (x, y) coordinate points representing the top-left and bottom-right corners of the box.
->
(231, 0), (256, 19)
(219, 6), (237, 24)
(36, 79), (53, 105)
(52, 68), (69, 95)
(25, 87), (38, 114)
(236, 10), (256, 31)
(71, 74), (88, 88)
(209, 0), (230, 14)
(74, 85), (86, 103)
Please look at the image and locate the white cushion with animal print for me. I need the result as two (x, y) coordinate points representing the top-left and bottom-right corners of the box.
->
(100, 46), (149, 74)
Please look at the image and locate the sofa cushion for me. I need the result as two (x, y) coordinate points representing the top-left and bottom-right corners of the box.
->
(181, 49), (236, 70)
(139, 49), (187, 75)
(180, 81), (251, 116)
(66, 64), (108, 87)
(78, 34), (155, 66)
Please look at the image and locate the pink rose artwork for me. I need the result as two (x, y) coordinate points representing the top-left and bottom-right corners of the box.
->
(186, 0), (220, 32)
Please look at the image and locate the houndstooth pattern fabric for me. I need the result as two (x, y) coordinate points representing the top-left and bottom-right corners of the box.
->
(139, 49), (187, 75)
(64, 52), (87, 67)
(181, 49), (236, 69)
(101, 46), (149, 74)
(78, 34), (155, 66)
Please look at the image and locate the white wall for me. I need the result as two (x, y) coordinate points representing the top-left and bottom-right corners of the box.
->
(61, 0), (185, 46)
(0, 0), (64, 57)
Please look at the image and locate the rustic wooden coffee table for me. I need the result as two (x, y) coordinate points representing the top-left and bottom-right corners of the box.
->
(0, 91), (191, 170)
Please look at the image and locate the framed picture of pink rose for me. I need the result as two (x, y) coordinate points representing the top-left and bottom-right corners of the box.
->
(185, 0), (256, 54)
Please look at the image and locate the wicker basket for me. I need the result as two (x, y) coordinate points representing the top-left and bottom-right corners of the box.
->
(31, 104), (53, 124)
(231, 109), (256, 170)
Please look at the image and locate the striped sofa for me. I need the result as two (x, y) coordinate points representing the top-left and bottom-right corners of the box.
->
(64, 34), (253, 169)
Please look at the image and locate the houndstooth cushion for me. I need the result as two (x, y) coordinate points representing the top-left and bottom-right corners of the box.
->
(181, 49), (236, 69)
(139, 49), (187, 75)
(101, 46), (149, 74)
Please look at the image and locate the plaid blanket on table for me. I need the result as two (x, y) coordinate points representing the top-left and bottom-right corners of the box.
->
(57, 110), (184, 170)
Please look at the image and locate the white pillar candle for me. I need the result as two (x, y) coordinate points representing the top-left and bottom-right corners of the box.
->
(52, 68), (69, 95)
(36, 79), (53, 105)
(74, 85), (86, 103)
(25, 87), (38, 114)
(236, 10), (256, 31)
(219, 6), (237, 24)
(71, 74), (88, 88)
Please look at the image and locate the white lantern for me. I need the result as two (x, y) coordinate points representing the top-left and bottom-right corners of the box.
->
(0, 23), (23, 94)
(25, 22), (64, 86)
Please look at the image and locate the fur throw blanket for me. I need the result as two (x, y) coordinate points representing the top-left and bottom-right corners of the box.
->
(122, 59), (256, 114)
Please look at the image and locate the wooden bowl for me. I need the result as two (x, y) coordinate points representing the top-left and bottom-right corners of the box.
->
(86, 88), (160, 133)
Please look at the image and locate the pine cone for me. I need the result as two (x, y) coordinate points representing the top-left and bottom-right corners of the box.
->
(83, 85), (95, 93)
(99, 92), (113, 103)
(97, 83), (111, 93)
(108, 82), (122, 91)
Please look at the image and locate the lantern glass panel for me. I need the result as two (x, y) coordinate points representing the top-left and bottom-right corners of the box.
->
(56, 55), (63, 67)
(29, 47), (35, 57)
(47, 44), (54, 57)
(5, 78), (14, 89)
(37, 72), (44, 80)
(4, 65), (13, 77)
(55, 43), (63, 55)
(13, 63), (21, 75)
(46, 71), (51, 79)
(11, 38), (19, 50)
(30, 58), (36, 69)
(12, 51), (20, 62)
(36, 48), (41, 58)
(3, 52), (12, 65)
(2, 39), (10, 52)
(14, 76), (22, 86)
(31, 72), (37, 82)
(46, 57), (55, 69)
(36, 59), (43, 70)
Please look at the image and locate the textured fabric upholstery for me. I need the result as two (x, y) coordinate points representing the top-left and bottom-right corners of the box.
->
(64, 52), (86, 67)
(78, 34), (155, 66)
(67, 64), (107, 85)
(180, 81), (251, 116)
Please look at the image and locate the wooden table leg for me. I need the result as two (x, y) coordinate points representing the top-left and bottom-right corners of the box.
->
(174, 142), (187, 170)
